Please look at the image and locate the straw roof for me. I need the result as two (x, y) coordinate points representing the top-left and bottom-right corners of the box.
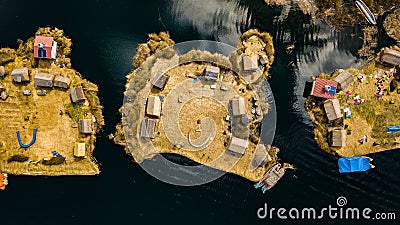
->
(334, 70), (354, 90)
(34, 72), (54, 87)
(140, 118), (156, 139)
(0, 66), (5, 77)
(78, 119), (93, 134)
(227, 137), (248, 155)
(380, 48), (400, 67)
(70, 86), (86, 103)
(205, 65), (220, 80)
(54, 75), (71, 89)
(230, 97), (246, 116)
(11, 67), (30, 82)
(146, 95), (161, 117)
(152, 72), (169, 90)
(330, 128), (347, 147)
(74, 143), (86, 157)
(242, 55), (258, 71)
(324, 99), (343, 121)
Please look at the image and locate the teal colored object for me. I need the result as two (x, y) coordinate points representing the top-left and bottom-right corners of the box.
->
(397, 87), (400, 94)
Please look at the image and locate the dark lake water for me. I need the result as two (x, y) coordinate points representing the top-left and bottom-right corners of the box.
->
(0, 0), (399, 224)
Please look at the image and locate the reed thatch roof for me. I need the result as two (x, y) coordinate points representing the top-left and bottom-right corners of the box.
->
(54, 75), (71, 89)
(140, 118), (156, 139)
(11, 67), (30, 83)
(330, 128), (347, 147)
(78, 119), (93, 134)
(0, 66), (5, 77)
(227, 137), (248, 155)
(230, 97), (246, 116)
(380, 48), (400, 67)
(34, 72), (54, 88)
(324, 99), (343, 121)
(242, 55), (258, 71)
(152, 72), (169, 90)
(146, 95), (161, 117)
(205, 65), (220, 80)
(70, 86), (86, 103)
(334, 70), (354, 90)
(74, 143), (86, 157)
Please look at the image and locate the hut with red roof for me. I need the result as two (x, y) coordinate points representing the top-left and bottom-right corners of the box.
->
(310, 78), (338, 99)
(34, 36), (57, 59)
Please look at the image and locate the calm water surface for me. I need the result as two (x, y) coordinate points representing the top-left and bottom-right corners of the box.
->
(0, 0), (398, 224)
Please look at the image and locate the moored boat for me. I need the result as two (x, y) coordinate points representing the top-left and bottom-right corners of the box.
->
(355, 0), (377, 25)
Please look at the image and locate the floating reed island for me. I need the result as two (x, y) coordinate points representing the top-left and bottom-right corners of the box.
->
(304, 46), (400, 157)
(0, 28), (104, 187)
(110, 30), (292, 189)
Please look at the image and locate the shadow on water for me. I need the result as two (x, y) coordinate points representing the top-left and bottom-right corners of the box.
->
(0, 0), (399, 224)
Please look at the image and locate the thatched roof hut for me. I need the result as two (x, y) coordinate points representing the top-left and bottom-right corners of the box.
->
(334, 70), (354, 90)
(54, 75), (71, 89)
(324, 99), (343, 121)
(74, 143), (86, 157)
(140, 118), (156, 139)
(34, 72), (54, 88)
(330, 128), (347, 147)
(227, 136), (248, 155)
(152, 72), (169, 90)
(311, 78), (338, 99)
(0, 66), (5, 77)
(252, 154), (269, 168)
(11, 67), (30, 83)
(146, 95), (161, 117)
(78, 119), (93, 134)
(242, 55), (259, 71)
(230, 97), (246, 116)
(380, 48), (400, 67)
(70, 86), (86, 103)
(204, 65), (220, 81)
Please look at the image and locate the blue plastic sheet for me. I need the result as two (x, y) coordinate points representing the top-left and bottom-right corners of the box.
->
(338, 157), (372, 173)
(386, 126), (400, 134)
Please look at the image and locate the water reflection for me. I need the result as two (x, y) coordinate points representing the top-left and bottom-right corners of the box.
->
(159, 0), (254, 45)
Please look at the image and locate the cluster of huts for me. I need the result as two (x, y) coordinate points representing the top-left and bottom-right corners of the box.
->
(8, 67), (72, 90)
(0, 36), (92, 158)
(304, 72), (352, 148)
(304, 47), (400, 148)
(140, 72), (169, 139)
(140, 65), (259, 160)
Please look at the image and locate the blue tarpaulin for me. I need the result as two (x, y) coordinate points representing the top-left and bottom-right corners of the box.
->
(338, 157), (372, 173)
(386, 126), (400, 134)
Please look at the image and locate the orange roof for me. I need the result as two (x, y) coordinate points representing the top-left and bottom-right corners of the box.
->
(311, 78), (338, 99)
(34, 36), (54, 47)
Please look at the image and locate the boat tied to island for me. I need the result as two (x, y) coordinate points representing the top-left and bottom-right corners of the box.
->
(355, 0), (377, 25)
(254, 163), (286, 193)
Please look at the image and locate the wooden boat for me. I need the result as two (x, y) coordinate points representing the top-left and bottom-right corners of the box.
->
(255, 163), (286, 192)
(261, 165), (286, 193)
(355, 0), (377, 25)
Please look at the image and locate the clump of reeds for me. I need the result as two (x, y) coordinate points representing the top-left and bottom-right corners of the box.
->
(0, 48), (17, 65)
(178, 49), (232, 69)
(7, 155), (29, 163)
(133, 32), (175, 68)
(41, 157), (66, 165)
